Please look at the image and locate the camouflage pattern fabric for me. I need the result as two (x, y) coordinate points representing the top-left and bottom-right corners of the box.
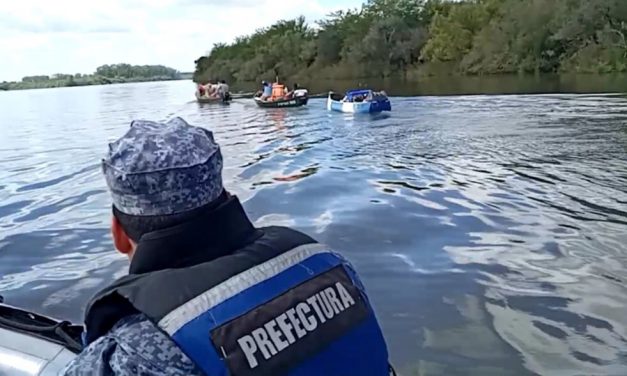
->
(62, 314), (203, 376)
(102, 117), (223, 216)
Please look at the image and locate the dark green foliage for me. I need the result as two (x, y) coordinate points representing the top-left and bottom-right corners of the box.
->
(422, 0), (493, 63)
(194, 16), (315, 83)
(458, 0), (627, 74)
(316, 29), (343, 65)
(194, 0), (627, 82)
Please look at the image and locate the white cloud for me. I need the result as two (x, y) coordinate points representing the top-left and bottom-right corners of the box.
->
(0, 0), (363, 81)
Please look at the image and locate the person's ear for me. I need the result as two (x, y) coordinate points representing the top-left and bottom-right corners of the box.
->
(111, 216), (134, 255)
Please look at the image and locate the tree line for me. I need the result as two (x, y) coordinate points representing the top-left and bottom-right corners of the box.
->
(193, 0), (627, 83)
(1, 64), (181, 91)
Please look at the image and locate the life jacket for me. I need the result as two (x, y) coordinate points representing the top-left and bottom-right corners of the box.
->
(84, 197), (390, 376)
(271, 84), (285, 101)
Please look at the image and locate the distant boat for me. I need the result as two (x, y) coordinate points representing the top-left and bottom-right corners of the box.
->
(327, 89), (391, 113)
(253, 94), (308, 108)
(195, 84), (231, 104)
(196, 94), (231, 104)
(254, 83), (309, 108)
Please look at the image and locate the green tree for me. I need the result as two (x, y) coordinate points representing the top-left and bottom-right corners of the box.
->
(316, 29), (343, 65)
(422, 0), (493, 62)
(191, 0), (627, 81)
(22, 75), (50, 83)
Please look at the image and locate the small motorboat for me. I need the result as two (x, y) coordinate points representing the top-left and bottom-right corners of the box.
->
(327, 89), (391, 113)
(253, 93), (308, 108)
(254, 83), (309, 108)
(0, 298), (82, 375)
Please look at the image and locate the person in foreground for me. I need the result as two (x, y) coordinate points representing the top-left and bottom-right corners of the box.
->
(62, 117), (391, 376)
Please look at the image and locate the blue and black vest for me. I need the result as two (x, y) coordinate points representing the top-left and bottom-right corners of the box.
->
(85, 196), (390, 376)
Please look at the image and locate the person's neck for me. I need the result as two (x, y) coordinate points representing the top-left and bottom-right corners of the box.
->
(128, 195), (261, 274)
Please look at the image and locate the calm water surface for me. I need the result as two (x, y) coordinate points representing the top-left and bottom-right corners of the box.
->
(1, 80), (626, 375)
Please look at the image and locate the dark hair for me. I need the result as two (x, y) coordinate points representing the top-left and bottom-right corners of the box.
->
(220, 80), (226, 84)
(113, 190), (227, 242)
(293, 83), (299, 90)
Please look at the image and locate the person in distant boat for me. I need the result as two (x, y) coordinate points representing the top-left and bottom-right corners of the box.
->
(61, 117), (392, 376)
(203, 81), (215, 98)
(294, 85), (308, 98)
(197, 84), (206, 98)
(260, 81), (272, 101)
(255, 81), (264, 97)
(217, 80), (230, 101)
(202, 82), (211, 97)
(270, 82), (287, 101)
(284, 83), (296, 99)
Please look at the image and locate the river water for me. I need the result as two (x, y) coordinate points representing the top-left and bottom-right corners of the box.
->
(1, 80), (626, 375)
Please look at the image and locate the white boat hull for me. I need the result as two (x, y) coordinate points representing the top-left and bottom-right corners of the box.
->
(326, 98), (373, 113)
(326, 92), (391, 113)
(0, 327), (76, 375)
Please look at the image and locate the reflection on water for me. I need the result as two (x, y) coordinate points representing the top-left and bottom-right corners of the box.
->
(1, 81), (627, 375)
(235, 74), (627, 97)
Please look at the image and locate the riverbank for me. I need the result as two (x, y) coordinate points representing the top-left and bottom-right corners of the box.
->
(0, 76), (187, 91)
(1, 64), (185, 91)
(229, 73), (627, 97)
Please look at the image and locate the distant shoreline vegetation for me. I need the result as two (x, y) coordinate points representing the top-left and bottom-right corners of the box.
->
(0, 64), (192, 91)
(193, 0), (627, 84)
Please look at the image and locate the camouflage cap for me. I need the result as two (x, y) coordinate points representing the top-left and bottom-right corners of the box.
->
(102, 117), (223, 216)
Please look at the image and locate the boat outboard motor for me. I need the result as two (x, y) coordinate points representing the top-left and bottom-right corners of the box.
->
(222, 92), (232, 103)
(0, 296), (82, 375)
(294, 88), (308, 98)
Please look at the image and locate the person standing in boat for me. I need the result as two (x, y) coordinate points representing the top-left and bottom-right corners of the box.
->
(61, 118), (392, 376)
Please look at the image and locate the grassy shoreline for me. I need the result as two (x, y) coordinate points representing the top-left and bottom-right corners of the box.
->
(1, 64), (191, 92)
(0, 77), (191, 92)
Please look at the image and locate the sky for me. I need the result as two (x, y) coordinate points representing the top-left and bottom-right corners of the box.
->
(0, 0), (363, 82)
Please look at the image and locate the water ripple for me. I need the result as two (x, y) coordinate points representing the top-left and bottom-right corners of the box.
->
(0, 82), (626, 374)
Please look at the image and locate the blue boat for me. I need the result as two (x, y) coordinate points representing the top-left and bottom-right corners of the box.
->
(327, 89), (391, 113)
